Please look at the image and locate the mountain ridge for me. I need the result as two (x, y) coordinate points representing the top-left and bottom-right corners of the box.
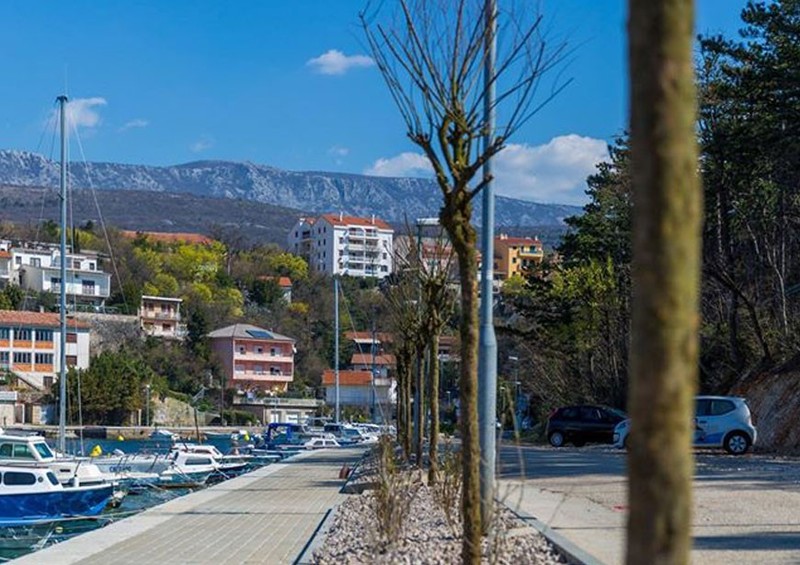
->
(0, 149), (582, 227)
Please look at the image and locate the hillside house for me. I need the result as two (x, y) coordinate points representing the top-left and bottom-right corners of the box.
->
(140, 295), (185, 340)
(208, 324), (296, 394)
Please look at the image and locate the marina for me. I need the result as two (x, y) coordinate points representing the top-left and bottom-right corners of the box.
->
(10, 446), (364, 564)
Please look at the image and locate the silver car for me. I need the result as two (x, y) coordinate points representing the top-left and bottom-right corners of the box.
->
(613, 396), (757, 455)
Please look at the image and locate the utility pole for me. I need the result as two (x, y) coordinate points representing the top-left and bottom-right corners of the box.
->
(478, 0), (498, 529)
(334, 275), (340, 423)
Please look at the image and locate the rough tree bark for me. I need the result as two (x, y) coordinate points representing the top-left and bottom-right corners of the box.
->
(627, 1), (701, 564)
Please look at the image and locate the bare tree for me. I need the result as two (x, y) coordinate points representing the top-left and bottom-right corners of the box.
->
(362, 1), (566, 559)
(627, 1), (701, 564)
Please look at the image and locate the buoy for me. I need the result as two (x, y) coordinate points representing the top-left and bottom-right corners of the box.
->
(243, 432), (250, 441)
(90, 445), (102, 457)
(117, 434), (125, 441)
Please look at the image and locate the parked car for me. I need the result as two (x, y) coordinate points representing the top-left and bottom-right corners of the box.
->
(546, 405), (627, 447)
(613, 395), (757, 455)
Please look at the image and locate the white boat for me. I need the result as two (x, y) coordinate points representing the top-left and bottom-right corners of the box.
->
(149, 428), (180, 441)
(169, 443), (249, 475)
(303, 436), (341, 450)
(0, 465), (113, 526)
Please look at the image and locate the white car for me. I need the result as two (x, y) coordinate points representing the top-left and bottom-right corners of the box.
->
(613, 396), (757, 455)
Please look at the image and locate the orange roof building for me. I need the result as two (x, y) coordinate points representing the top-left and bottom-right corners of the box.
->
(121, 231), (215, 246)
(493, 234), (544, 281)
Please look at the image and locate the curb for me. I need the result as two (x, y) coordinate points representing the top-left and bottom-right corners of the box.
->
(293, 506), (337, 565)
(503, 504), (608, 565)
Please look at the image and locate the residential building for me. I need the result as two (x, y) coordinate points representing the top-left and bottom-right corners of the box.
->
(321, 369), (395, 419)
(349, 352), (396, 379)
(140, 296), (185, 340)
(0, 245), (11, 288)
(288, 213), (394, 279)
(493, 234), (544, 281)
(232, 396), (323, 425)
(11, 244), (111, 308)
(257, 276), (293, 303)
(0, 310), (91, 390)
(208, 324), (296, 393)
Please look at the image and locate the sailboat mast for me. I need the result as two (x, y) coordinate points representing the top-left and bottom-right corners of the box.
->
(57, 95), (68, 454)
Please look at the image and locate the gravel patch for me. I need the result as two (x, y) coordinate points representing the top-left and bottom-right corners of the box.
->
(313, 482), (569, 564)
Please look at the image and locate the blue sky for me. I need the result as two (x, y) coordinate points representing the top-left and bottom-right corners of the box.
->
(0, 1), (748, 205)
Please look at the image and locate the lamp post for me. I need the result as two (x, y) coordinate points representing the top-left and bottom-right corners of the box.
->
(145, 384), (151, 427)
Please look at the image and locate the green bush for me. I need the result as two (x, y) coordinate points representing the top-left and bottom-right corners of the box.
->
(222, 409), (258, 425)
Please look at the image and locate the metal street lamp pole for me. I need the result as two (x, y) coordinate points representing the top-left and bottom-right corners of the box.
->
(145, 384), (151, 427)
(478, 0), (498, 528)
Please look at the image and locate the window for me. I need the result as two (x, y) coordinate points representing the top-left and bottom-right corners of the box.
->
(270, 348), (278, 356)
(73, 259), (81, 269)
(46, 472), (59, 486)
(14, 257), (21, 265)
(89, 262), (95, 271)
(34, 353), (53, 364)
(82, 280), (96, 295)
(66, 355), (77, 367)
(162, 324), (171, 331)
(235, 364), (245, 373)
(710, 400), (735, 416)
(34, 443), (54, 459)
(30, 257), (41, 267)
(13, 444), (34, 459)
(238, 345), (246, 354)
(256, 346), (263, 354)
(0, 352), (7, 366)
(270, 366), (281, 375)
(13, 353), (31, 364)
(695, 399), (711, 417)
(66, 333), (77, 343)
(559, 407), (578, 420)
(0, 444), (10, 457)
(15, 329), (31, 340)
(3, 471), (36, 485)
(35, 330), (53, 342)
(43, 376), (54, 388)
(0, 328), (8, 340)
(579, 407), (602, 421)
(50, 277), (61, 288)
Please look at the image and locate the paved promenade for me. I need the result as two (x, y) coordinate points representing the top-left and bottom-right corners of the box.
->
(12, 447), (365, 565)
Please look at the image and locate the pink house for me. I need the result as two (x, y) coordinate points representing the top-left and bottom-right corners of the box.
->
(208, 324), (296, 393)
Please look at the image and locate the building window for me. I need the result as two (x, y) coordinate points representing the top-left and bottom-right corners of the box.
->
(35, 330), (53, 342)
(66, 355), (77, 367)
(34, 353), (53, 364)
(73, 260), (81, 269)
(13, 352), (31, 364)
(30, 257), (41, 267)
(0, 352), (8, 365)
(15, 329), (31, 341)
(89, 262), (95, 270)
(66, 333), (77, 343)
(270, 348), (278, 357)
(235, 364), (245, 373)
(82, 280), (96, 295)
(50, 277), (61, 289)
(238, 345), (246, 354)
(43, 376), (54, 388)
(270, 366), (281, 375)
(162, 324), (171, 332)
(0, 328), (9, 340)
(14, 257), (21, 266)
(256, 346), (263, 354)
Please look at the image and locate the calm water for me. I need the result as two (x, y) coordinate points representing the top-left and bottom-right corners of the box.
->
(0, 435), (249, 561)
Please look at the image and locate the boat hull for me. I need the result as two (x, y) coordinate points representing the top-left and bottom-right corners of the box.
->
(0, 484), (113, 526)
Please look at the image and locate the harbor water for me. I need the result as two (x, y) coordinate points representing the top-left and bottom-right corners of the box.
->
(0, 435), (250, 562)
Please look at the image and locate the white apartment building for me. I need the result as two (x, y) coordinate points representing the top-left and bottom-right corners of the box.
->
(10, 245), (111, 308)
(287, 213), (394, 279)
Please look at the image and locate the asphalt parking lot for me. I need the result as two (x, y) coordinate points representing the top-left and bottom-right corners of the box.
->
(497, 443), (800, 564)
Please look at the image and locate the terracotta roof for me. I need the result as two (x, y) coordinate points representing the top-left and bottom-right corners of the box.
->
(350, 353), (396, 366)
(0, 310), (90, 329)
(319, 214), (392, 231)
(257, 275), (293, 287)
(495, 235), (542, 247)
(321, 369), (374, 386)
(439, 335), (458, 346)
(0, 251), (10, 259)
(344, 331), (392, 342)
(120, 231), (215, 245)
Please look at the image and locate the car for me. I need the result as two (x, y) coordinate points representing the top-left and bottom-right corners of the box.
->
(613, 395), (757, 455)
(545, 405), (627, 447)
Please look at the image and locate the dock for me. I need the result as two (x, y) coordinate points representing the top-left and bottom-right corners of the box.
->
(12, 447), (366, 565)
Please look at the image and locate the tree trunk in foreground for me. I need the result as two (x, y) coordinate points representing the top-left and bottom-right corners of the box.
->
(627, 1), (701, 564)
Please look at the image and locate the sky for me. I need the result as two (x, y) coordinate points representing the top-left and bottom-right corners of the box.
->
(0, 1), (749, 206)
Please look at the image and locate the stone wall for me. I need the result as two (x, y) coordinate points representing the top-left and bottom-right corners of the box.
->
(71, 312), (141, 354)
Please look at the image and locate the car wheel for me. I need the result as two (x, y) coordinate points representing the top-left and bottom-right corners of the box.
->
(548, 431), (565, 447)
(723, 431), (751, 455)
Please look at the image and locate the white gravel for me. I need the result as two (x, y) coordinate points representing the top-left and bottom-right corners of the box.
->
(313, 482), (569, 564)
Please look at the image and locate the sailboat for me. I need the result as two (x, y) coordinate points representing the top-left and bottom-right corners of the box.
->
(0, 96), (114, 519)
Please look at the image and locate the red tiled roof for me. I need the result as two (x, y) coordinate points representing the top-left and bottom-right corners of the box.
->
(0, 310), (90, 329)
(495, 235), (542, 247)
(321, 369), (374, 386)
(257, 275), (292, 287)
(350, 353), (396, 366)
(120, 231), (215, 245)
(319, 214), (392, 231)
(344, 331), (393, 342)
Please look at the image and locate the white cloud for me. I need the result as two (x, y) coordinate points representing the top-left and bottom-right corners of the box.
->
(364, 152), (433, 177)
(190, 135), (214, 153)
(306, 49), (375, 75)
(362, 134), (609, 205)
(48, 97), (107, 130)
(494, 135), (609, 204)
(328, 145), (350, 157)
(119, 118), (149, 132)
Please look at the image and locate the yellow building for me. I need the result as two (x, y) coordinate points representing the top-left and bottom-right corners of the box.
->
(493, 234), (544, 281)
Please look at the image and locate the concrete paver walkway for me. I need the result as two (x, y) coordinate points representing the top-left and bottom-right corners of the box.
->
(12, 448), (365, 565)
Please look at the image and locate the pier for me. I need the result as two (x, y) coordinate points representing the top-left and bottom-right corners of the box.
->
(11, 447), (365, 564)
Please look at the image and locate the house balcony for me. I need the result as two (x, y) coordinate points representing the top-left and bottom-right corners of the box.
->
(141, 311), (180, 321)
(232, 370), (293, 382)
(234, 352), (294, 363)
